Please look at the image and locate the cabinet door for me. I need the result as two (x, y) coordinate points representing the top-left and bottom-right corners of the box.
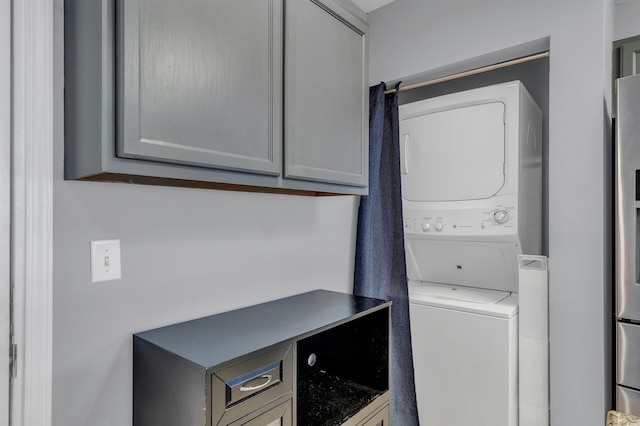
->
(118, 0), (282, 176)
(285, 0), (368, 187)
(227, 398), (292, 426)
(359, 404), (390, 426)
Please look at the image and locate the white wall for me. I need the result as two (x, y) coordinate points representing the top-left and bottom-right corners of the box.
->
(50, 0), (640, 424)
(52, 3), (358, 425)
(368, 0), (617, 424)
(51, 184), (358, 426)
(614, 0), (640, 41)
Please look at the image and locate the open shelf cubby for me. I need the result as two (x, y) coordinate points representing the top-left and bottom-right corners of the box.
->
(296, 307), (390, 426)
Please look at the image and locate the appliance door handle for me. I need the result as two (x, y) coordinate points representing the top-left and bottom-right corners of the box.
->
(239, 374), (273, 392)
(400, 133), (410, 174)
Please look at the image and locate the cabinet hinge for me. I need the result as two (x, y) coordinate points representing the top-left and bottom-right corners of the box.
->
(9, 342), (17, 381)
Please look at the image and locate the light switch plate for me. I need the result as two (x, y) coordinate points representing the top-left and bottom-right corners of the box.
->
(91, 239), (122, 283)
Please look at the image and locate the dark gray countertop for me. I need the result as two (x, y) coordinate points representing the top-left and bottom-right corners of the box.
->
(134, 290), (390, 369)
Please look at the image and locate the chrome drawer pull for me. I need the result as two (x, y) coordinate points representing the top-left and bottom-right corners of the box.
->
(239, 374), (272, 392)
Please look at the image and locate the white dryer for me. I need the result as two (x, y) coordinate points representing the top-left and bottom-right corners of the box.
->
(400, 80), (542, 293)
(409, 281), (518, 426)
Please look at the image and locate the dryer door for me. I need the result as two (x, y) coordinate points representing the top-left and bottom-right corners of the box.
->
(400, 101), (506, 202)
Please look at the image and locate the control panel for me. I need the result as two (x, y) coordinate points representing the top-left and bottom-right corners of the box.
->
(403, 205), (517, 237)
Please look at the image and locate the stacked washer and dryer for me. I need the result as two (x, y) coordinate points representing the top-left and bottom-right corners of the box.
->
(399, 81), (543, 426)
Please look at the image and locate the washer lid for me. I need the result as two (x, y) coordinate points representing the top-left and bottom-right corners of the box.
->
(408, 281), (518, 318)
(404, 239), (521, 293)
(409, 281), (509, 303)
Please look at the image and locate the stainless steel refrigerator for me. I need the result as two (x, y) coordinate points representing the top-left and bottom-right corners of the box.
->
(615, 72), (640, 415)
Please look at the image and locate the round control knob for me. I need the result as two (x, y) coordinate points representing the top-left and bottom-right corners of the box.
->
(493, 210), (509, 224)
(422, 222), (431, 232)
(435, 223), (444, 232)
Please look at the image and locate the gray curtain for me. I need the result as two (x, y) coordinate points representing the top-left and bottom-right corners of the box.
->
(354, 82), (419, 425)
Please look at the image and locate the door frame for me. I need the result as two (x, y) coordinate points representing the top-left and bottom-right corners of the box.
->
(1, 0), (11, 423)
(10, 0), (54, 424)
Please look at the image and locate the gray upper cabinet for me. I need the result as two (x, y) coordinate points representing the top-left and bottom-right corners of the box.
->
(285, 0), (368, 187)
(117, 0), (282, 176)
(64, 0), (368, 195)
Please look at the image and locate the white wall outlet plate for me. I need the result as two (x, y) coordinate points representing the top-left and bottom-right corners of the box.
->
(90, 239), (122, 283)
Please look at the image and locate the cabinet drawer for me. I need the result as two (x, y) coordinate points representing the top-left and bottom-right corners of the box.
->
(212, 343), (293, 425)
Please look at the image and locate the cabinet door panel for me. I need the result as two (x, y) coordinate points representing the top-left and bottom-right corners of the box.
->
(227, 398), (292, 426)
(285, 0), (368, 187)
(359, 405), (389, 426)
(118, 0), (282, 175)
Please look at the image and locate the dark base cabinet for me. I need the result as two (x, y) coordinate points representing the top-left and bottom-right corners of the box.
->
(133, 290), (391, 426)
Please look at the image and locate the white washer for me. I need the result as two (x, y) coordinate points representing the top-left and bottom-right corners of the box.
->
(409, 281), (518, 426)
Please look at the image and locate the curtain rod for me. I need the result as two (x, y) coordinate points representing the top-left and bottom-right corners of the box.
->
(384, 50), (550, 94)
